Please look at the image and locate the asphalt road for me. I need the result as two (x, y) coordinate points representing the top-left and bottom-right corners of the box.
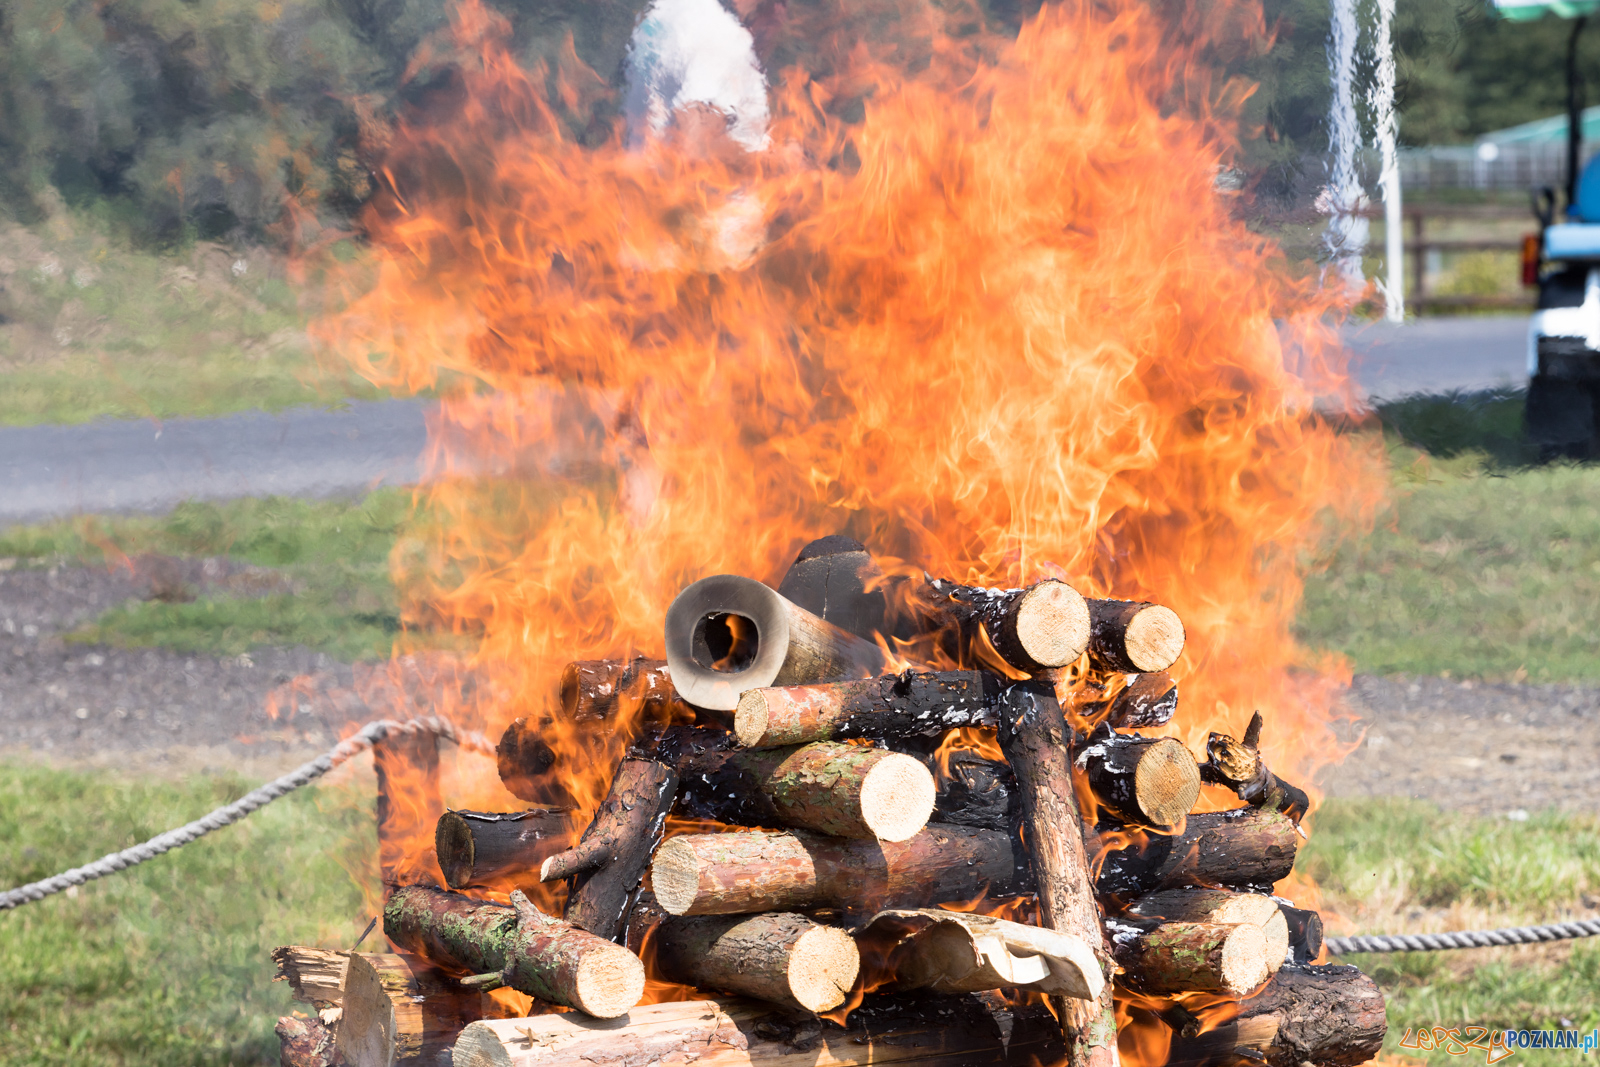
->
(0, 315), (1535, 526)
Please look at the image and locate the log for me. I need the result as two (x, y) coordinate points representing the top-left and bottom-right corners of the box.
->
(860, 909), (1103, 1000)
(1166, 963), (1386, 1067)
(775, 534), (888, 641)
(1200, 711), (1311, 823)
(558, 656), (693, 726)
(652, 912), (860, 1013)
(1127, 888), (1289, 971)
(1108, 918), (1273, 995)
(495, 716), (571, 808)
(1085, 599), (1185, 673)
(335, 951), (508, 1067)
(539, 758), (677, 940)
(650, 823), (1020, 916)
(674, 741), (936, 842)
(436, 809), (568, 891)
(382, 886), (645, 1018)
(451, 992), (1066, 1067)
(995, 680), (1116, 1067)
(733, 670), (1002, 748)
(1074, 730), (1200, 828)
(664, 575), (887, 711)
(275, 1014), (340, 1067)
(1094, 808), (1299, 897)
(374, 725), (443, 881)
(272, 946), (349, 1007)
(1280, 903), (1325, 965)
(919, 578), (1091, 675)
(934, 750), (1017, 831)
(1078, 671), (1178, 729)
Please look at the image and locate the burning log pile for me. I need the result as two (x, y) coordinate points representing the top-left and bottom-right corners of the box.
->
(274, 537), (1383, 1067)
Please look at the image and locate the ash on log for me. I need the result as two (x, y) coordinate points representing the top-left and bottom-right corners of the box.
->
(650, 823), (1021, 917)
(1200, 711), (1311, 823)
(1095, 808), (1299, 897)
(672, 740), (936, 842)
(1085, 599), (1185, 674)
(436, 809), (567, 891)
(918, 577), (1091, 676)
(1165, 963), (1387, 1067)
(1126, 888), (1289, 971)
(495, 717), (570, 808)
(776, 534), (888, 641)
(383, 886), (645, 1018)
(653, 912), (860, 1013)
(538, 757), (677, 940)
(1108, 918), (1276, 996)
(1077, 671), (1178, 729)
(1075, 729), (1201, 828)
(996, 680), (1116, 1067)
(374, 726), (443, 881)
(860, 909), (1103, 1000)
(733, 670), (1001, 748)
(559, 656), (693, 727)
(664, 575), (886, 711)
(337, 951), (510, 1067)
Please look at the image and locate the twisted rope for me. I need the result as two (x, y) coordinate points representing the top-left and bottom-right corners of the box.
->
(0, 717), (492, 911)
(1326, 920), (1600, 955)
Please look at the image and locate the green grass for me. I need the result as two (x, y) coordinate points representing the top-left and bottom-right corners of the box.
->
(1306, 799), (1600, 1065)
(0, 764), (373, 1067)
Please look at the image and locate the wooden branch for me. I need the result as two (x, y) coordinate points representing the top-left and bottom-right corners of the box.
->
(653, 912), (860, 1013)
(861, 909), (1104, 1000)
(495, 716), (571, 807)
(919, 578), (1091, 674)
(650, 823), (1021, 916)
(995, 680), (1116, 1067)
(336, 951), (508, 1067)
(1078, 671), (1178, 729)
(272, 946), (349, 1008)
(452, 992), (1066, 1067)
(776, 534), (888, 641)
(664, 575), (887, 711)
(934, 750), (1017, 831)
(1108, 918), (1274, 995)
(1127, 888), (1289, 972)
(383, 886), (645, 1017)
(733, 670), (1002, 748)
(1085, 599), (1185, 673)
(1165, 963), (1386, 1067)
(539, 758), (677, 941)
(1199, 711), (1311, 823)
(1095, 808), (1300, 897)
(1075, 730), (1201, 828)
(674, 741), (936, 842)
(1280, 903), (1325, 965)
(436, 809), (567, 891)
(559, 656), (693, 726)
(373, 725), (443, 882)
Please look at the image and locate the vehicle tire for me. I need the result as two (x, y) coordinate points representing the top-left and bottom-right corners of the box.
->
(1525, 374), (1596, 460)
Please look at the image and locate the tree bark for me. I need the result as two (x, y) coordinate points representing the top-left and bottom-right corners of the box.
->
(272, 946), (350, 1008)
(1199, 711), (1311, 823)
(733, 670), (1002, 748)
(382, 886), (645, 1018)
(538, 758), (677, 941)
(436, 809), (568, 891)
(494, 716), (571, 808)
(1165, 964), (1386, 1067)
(558, 657), (693, 726)
(650, 823), (1021, 917)
(336, 951), (509, 1067)
(653, 912), (860, 1013)
(859, 909), (1103, 1000)
(776, 534), (888, 641)
(1126, 888), (1289, 971)
(373, 727), (443, 883)
(917, 578), (1091, 675)
(995, 681), (1116, 1067)
(1077, 671), (1178, 729)
(673, 741), (935, 842)
(1094, 808), (1299, 897)
(1085, 599), (1185, 673)
(1108, 918), (1274, 996)
(1075, 731), (1200, 828)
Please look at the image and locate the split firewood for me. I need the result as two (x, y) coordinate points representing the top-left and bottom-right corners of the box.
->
(336, 951), (510, 1067)
(436, 809), (568, 890)
(995, 680), (1116, 1067)
(933, 750), (1018, 831)
(917, 577), (1091, 675)
(1126, 888), (1289, 971)
(1199, 711), (1311, 823)
(776, 534), (889, 641)
(1107, 917), (1275, 995)
(272, 946), (350, 1008)
(663, 574), (887, 711)
(1074, 729), (1201, 828)
(1077, 671), (1178, 729)
(383, 886), (645, 1018)
(1085, 599), (1185, 673)
(373, 726), (443, 881)
(1165, 963), (1387, 1067)
(733, 670), (1002, 748)
(860, 909), (1104, 1000)
(653, 912), (860, 1013)
(558, 656), (694, 726)
(1095, 808), (1299, 897)
(672, 740), (936, 842)
(452, 992), (1065, 1067)
(1280, 903), (1325, 965)
(494, 716), (571, 807)
(650, 823), (1021, 916)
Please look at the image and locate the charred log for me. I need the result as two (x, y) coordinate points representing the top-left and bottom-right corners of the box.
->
(494, 717), (571, 808)
(733, 670), (1003, 748)
(558, 656), (693, 727)
(1165, 964), (1386, 1067)
(1199, 711), (1311, 823)
(917, 578), (1091, 676)
(1094, 808), (1299, 897)
(1085, 599), (1185, 674)
(934, 750), (1019, 831)
(776, 534), (889, 641)
(436, 809), (568, 891)
(1075, 729), (1201, 828)
(1077, 671), (1178, 729)
(1280, 904), (1325, 965)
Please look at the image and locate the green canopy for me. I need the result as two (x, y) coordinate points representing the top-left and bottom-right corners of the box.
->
(1493, 0), (1600, 20)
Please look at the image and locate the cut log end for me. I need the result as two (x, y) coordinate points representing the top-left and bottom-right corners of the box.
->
(650, 836), (706, 916)
(1133, 737), (1202, 827)
(1124, 605), (1184, 672)
(573, 945), (648, 1019)
(859, 752), (938, 842)
(732, 689), (771, 749)
(1218, 922), (1271, 995)
(1012, 581), (1091, 667)
(435, 812), (476, 889)
(788, 923), (862, 1013)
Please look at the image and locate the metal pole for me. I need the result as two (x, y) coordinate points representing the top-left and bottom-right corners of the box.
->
(1372, 0), (1403, 320)
(1568, 16), (1587, 217)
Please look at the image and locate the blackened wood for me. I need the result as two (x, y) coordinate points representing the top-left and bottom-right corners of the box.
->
(541, 758), (677, 941)
(1165, 964), (1386, 1067)
(1095, 808), (1299, 897)
(1074, 730), (1201, 828)
(934, 750), (1018, 831)
(919, 578), (1091, 675)
(733, 670), (1003, 748)
(995, 681), (1116, 1067)
(495, 716), (573, 807)
(1085, 599), (1185, 673)
(1079, 671), (1178, 729)
(1280, 904), (1324, 965)
(559, 656), (693, 725)
(776, 534), (888, 641)
(373, 727), (442, 883)
(435, 809), (568, 890)
(1199, 711), (1311, 823)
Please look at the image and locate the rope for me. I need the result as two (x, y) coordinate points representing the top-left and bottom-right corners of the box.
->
(0, 717), (492, 911)
(1326, 920), (1600, 955)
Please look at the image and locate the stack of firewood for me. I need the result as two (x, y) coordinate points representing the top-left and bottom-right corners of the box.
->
(273, 537), (1386, 1067)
